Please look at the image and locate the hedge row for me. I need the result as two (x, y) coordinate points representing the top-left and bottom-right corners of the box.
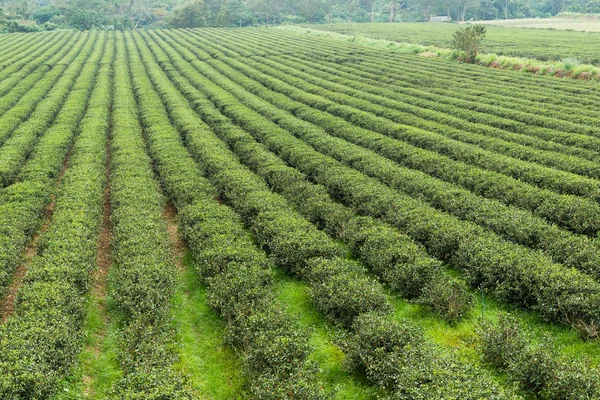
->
(259, 53), (600, 180)
(0, 31), (73, 102)
(106, 32), (193, 398)
(220, 28), (600, 129)
(205, 27), (600, 133)
(215, 48), (600, 216)
(0, 32), (91, 148)
(293, 50), (600, 138)
(124, 31), (325, 399)
(0, 30), (58, 76)
(0, 32), (104, 301)
(166, 30), (600, 279)
(479, 314), (600, 399)
(160, 30), (600, 338)
(204, 27), (599, 106)
(271, 50), (600, 160)
(0, 33), (33, 62)
(139, 30), (516, 399)
(149, 30), (472, 324)
(294, 50), (600, 130)
(0, 37), (111, 397)
(0, 32), (99, 188)
(172, 29), (600, 235)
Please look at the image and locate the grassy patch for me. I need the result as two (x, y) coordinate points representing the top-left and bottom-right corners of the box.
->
(389, 291), (600, 366)
(172, 253), (246, 399)
(54, 283), (122, 399)
(274, 270), (379, 400)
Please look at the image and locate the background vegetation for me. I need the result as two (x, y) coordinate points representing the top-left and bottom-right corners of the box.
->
(2, 0), (600, 32)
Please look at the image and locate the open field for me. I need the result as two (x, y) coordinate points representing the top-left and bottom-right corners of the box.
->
(478, 15), (600, 31)
(0, 27), (600, 399)
(304, 22), (600, 63)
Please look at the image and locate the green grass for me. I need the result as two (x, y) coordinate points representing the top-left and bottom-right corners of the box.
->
(274, 270), (379, 400)
(54, 275), (122, 399)
(172, 253), (246, 399)
(389, 289), (600, 366)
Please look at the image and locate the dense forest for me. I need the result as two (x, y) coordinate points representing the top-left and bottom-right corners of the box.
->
(0, 0), (597, 32)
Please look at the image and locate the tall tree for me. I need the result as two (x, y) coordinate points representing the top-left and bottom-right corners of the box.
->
(298, 0), (325, 22)
(170, 0), (205, 27)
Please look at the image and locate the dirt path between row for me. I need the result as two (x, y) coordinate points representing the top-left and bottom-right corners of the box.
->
(164, 202), (186, 273)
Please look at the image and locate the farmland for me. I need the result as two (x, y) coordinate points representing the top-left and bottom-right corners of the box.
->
(477, 14), (600, 32)
(0, 26), (600, 399)
(305, 22), (600, 63)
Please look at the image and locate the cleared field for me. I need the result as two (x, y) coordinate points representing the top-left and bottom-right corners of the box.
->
(304, 22), (600, 63)
(0, 27), (599, 399)
(478, 15), (600, 31)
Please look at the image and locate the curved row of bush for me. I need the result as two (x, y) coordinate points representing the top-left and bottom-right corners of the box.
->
(290, 51), (600, 151)
(305, 51), (600, 129)
(0, 33), (31, 60)
(157, 30), (600, 339)
(256, 53), (600, 180)
(266, 50), (600, 158)
(0, 32), (92, 148)
(0, 39), (111, 397)
(199, 28), (600, 193)
(106, 32), (193, 398)
(0, 33), (76, 116)
(0, 30), (57, 71)
(232, 28), (594, 95)
(199, 58), (600, 278)
(0, 31), (73, 102)
(286, 45), (600, 136)
(165, 30), (600, 277)
(479, 314), (600, 399)
(135, 31), (512, 399)
(207, 28), (600, 131)
(174, 31), (600, 232)
(0, 32), (100, 188)
(149, 29), (470, 324)
(0, 33), (104, 301)
(124, 31), (326, 399)
(211, 46), (600, 208)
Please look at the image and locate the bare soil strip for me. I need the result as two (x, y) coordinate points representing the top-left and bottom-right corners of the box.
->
(0, 151), (71, 323)
(164, 202), (186, 272)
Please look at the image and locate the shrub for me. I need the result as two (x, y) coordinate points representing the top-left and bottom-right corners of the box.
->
(562, 57), (580, 71)
(452, 25), (486, 63)
(479, 314), (600, 398)
(307, 258), (392, 327)
(479, 314), (527, 369)
(418, 277), (473, 324)
(345, 313), (434, 394)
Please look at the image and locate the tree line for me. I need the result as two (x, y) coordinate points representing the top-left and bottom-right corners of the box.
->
(0, 0), (596, 33)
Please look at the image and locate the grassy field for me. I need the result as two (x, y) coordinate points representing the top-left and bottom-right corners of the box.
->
(0, 26), (599, 399)
(478, 13), (600, 31)
(304, 22), (600, 63)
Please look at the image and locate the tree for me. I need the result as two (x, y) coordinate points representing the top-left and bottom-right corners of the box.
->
(345, 0), (358, 21)
(0, 5), (7, 26)
(298, 0), (325, 22)
(170, 0), (205, 27)
(455, 0), (478, 20)
(452, 24), (486, 63)
(325, 0), (337, 22)
(361, 0), (376, 21)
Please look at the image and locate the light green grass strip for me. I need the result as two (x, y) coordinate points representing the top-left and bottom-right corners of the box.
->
(54, 279), (122, 400)
(275, 270), (379, 400)
(173, 254), (246, 400)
